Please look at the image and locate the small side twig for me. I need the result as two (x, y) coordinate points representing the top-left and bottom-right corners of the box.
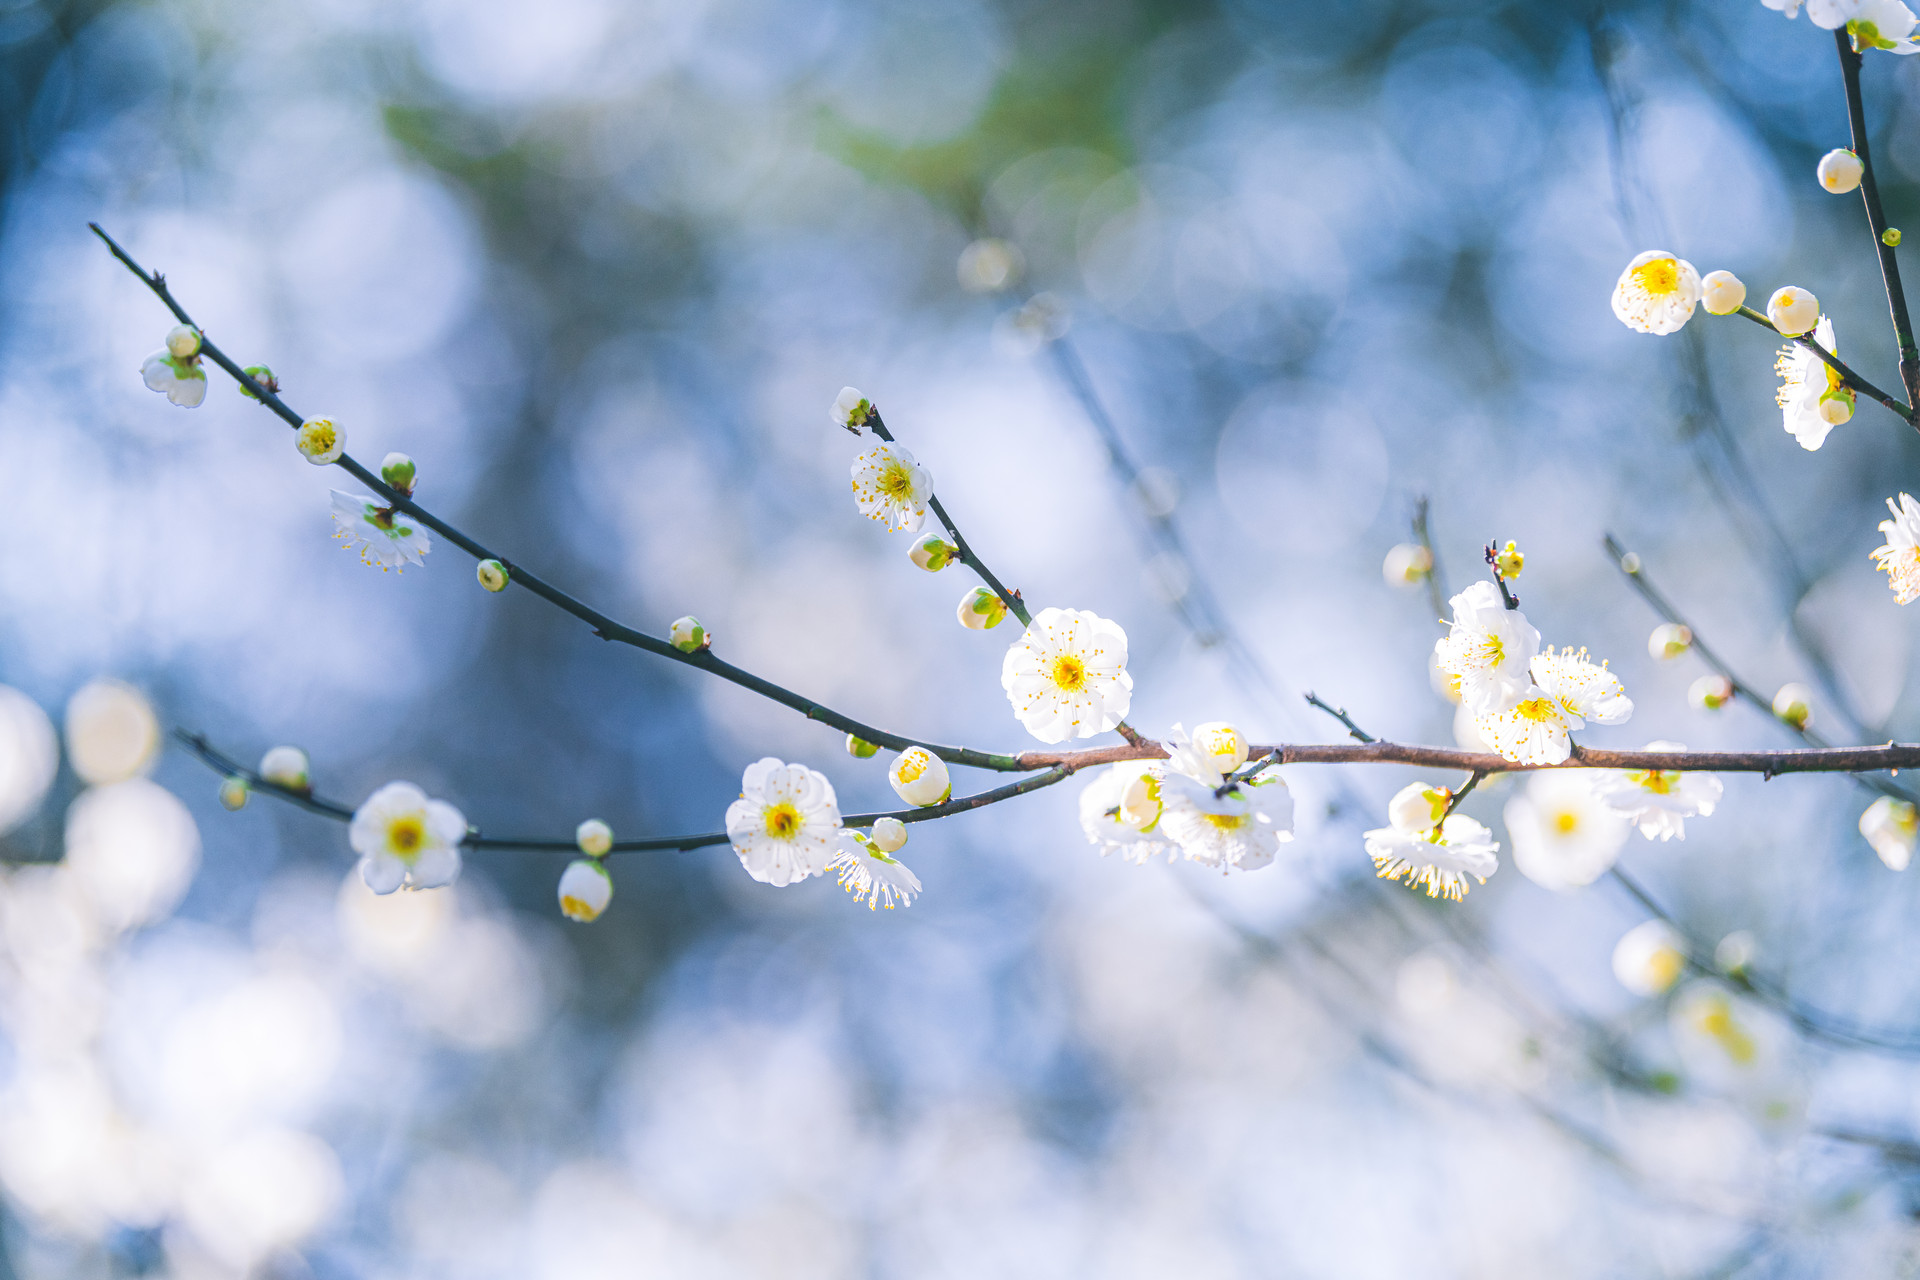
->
(1304, 692), (1376, 743)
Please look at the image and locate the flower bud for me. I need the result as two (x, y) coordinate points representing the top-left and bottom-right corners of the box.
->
(141, 351), (207, 407)
(957, 586), (1007, 630)
(869, 815), (909, 853)
(1387, 781), (1451, 835)
(670, 616), (711, 653)
(1700, 270), (1746, 316)
(831, 386), (873, 433)
(1818, 147), (1864, 194)
(219, 776), (250, 811)
(1382, 543), (1432, 588)
(1886, 228), (1903, 247)
(1818, 387), (1855, 426)
(1860, 796), (1918, 870)
(957, 238), (1024, 293)
(575, 818), (613, 857)
(165, 324), (201, 359)
(846, 733), (880, 758)
(1492, 540), (1523, 580)
(1191, 721), (1248, 773)
(296, 417), (343, 465)
(1611, 920), (1687, 997)
(889, 746), (951, 808)
(1117, 770), (1161, 832)
(557, 858), (613, 922)
(1767, 286), (1820, 337)
(1772, 682), (1813, 729)
(1688, 675), (1734, 711)
(1714, 931), (1756, 975)
(909, 533), (958, 572)
(1647, 623), (1693, 661)
(239, 365), (278, 400)
(380, 452), (416, 496)
(259, 745), (311, 792)
(477, 559), (509, 592)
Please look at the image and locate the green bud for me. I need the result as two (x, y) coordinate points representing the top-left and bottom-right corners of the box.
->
(908, 533), (957, 573)
(956, 586), (1007, 631)
(477, 559), (509, 593)
(670, 616), (711, 653)
(1886, 228), (1904, 247)
(380, 451), (417, 496)
(239, 365), (278, 400)
(218, 776), (249, 811)
(846, 733), (880, 758)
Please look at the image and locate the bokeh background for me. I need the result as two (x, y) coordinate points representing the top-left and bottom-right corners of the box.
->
(4, 0), (1920, 1274)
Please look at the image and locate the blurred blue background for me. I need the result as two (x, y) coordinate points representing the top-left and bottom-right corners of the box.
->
(5, 0), (1920, 1274)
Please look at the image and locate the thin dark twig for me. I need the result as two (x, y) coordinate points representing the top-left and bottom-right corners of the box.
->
(1482, 545), (1519, 610)
(1836, 29), (1920, 415)
(1732, 306), (1912, 422)
(94, 224), (1029, 773)
(1441, 772), (1485, 819)
(1304, 692), (1375, 743)
(1412, 497), (1449, 626)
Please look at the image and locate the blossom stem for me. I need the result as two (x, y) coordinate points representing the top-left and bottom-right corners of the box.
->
(1411, 496), (1449, 627)
(95, 225), (1024, 773)
(1601, 534), (1918, 804)
(1482, 545), (1520, 610)
(1731, 305), (1912, 422)
(1836, 30), (1920, 417)
(864, 409), (1031, 627)
(1441, 771), (1484, 819)
(1304, 692), (1375, 743)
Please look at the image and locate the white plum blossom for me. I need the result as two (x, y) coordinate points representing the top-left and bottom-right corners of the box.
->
(296, 416), (343, 464)
(888, 746), (951, 807)
(830, 831), (922, 909)
(141, 349), (207, 407)
(957, 586), (1008, 630)
(1475, 647), (1633, 766)
(349, 781), (466, 895)
(850, 440), (932, 532)
(1365, 813), (1500, 902)
(557, 859), (613, 921)
(1768, 0), (1918, 46)
(1504, 770), (1631, 891)
(868, 816), (908, 853)
(575, 819), (613, 857)
(1432, 581), (1540, 716)
(1077, 760), (1172, 864)
(1871, 493), (1920, 603)
(1612, 920), (1688, 997)
(1767, 286), (1820, 336)
(331, 490), (431, 571)
(1155, 725), (1293, 872)
(1590, 743), (1723, 840)
(1701, 270), (1747, 315)
(724, 757), (842, 886)
(1386, 780), (1453, 835)
(1776, 316), (1854, 449)
(258, 745), (310, 792)
(1818, 148), (1865, 193)
(1189, 721), (1249, 773)
(1000, 608), (1132, 743)
(1611, 250), (1701, 334)
(830, 386), (873, 433)
(1860, 796), (1918, 869)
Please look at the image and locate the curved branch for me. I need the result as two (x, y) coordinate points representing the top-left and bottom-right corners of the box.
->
(1732, 305), (1912, 422)
(94, 224), (1026, 773)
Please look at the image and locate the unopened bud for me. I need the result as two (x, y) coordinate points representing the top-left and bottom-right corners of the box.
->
(141, 351), (207, 408)
(1612, 920), (1687, 997)
(670, 616), (711, 653)
(218, 776), (250, 811)
(1714, 931), (1757, 975)
(1700, 270), (1746, 316)
(380, 451), (416, 496)
(258, 745), (311, 793)
(831, 386), (873, 433)
(296, 417), (343, 465)
(1885, 228), (1903, 247)
(889, 746), (952, 808)
(1387, 781), (1451, 835)
(1860, 796), (1918, 871)
(909, 533), (957, 572)
(1382, 543), (1433, 588)
(1772, 682), (1813, 729)
(1492, 540), (1524, 580)
(869, 816), (909, 853)
(1648, 623), (1693, 661)
(576, 818), (613, 857)
(1767, 286), (1820, 337)
(240, 365), (278, 400)
(957, 586), (1007, 630)
(557, 858), (613, 922)
(846, 733), (880, 759)
(1688, 675), (1734, 711)
(165, 324), (201, 360)
(1191, 721), (1248, 773)
(1819, 387), (1855, 426)
(477, 559), (509, 593)
(1818, 147), (1864, 194)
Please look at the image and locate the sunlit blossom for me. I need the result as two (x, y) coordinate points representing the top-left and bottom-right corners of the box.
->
(1871, 492), (1920, 603)
(330, 490), (430, 571)
(1860, 795), (1918, 870)
(850, 440), (932, 532)
(1590, 742), (1722, 840)
(830, 831), (922, 909)
(1077, 760), (1172, 864)
(1701, 269), (1746, 315)
(1505, 770), (1631, 891)
(1386, 780), (1453, 835)
(723, 758), (842, 886)
(1000, 608), (1132, 743)
(888, 746), (951, 807)
(349, 782), (466, 895)
(1611, 250), (1701, 334)
(1775, 316), (1853, 449)
(1433, 581), (1540, 717)
(1767, 286), (1820, 336)
(1475, 647), (1632, 766)
(1364, 813), (1499, 901)
(1818, 147), (1865, 193)
(296, 416), (343, 464)
(1156, 725), (1292, 872)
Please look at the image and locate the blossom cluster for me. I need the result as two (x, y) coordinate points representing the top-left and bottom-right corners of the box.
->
(1078, 722), (1294, 874)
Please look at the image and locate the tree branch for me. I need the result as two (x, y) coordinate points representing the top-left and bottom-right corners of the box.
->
(1836, 29), (1920, 416)
(1733, 305), (1912, 423)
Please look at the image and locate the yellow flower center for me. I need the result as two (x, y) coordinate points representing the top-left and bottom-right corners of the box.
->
(1696, 1000), (1757, 1064)
(896, 752), (925, 783)
(561, 895), (596, 919)
(1203, 811), (1250, 831)
(1631, 255), (1680, 297)
(878, 461), (915, 502)
(764, 802), (802, 840)
(1552, 809), (1579, 835)
(1516, 697), (1558, 724)
(1051, 654), (1087, 691)
(1627, 768), (1680, 794)
(387, 814), (425, 858)
(1477, 634), (1505, 667)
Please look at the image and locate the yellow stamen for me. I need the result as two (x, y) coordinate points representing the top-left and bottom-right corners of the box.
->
(764, 802), (802, 840)
(1631, 255), (1680, 297)
(387, 815), (425, 858)
(1552, 810), (1579, 835)
(1050, 654), (1087, 691)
